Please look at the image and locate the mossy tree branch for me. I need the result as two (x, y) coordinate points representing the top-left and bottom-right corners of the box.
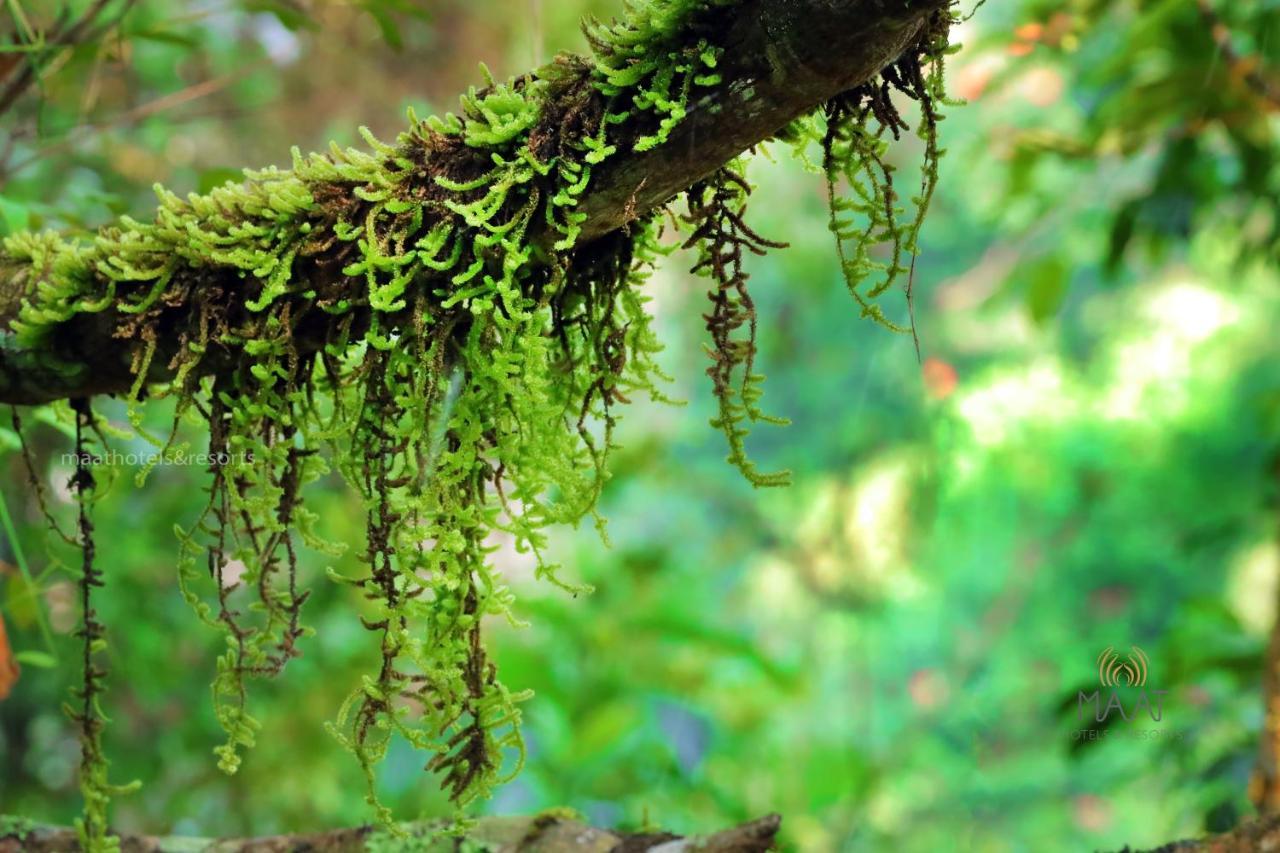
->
(0, 813), (782, 853)
(0, 0), (959, 831)
(0, 0), (944, 406)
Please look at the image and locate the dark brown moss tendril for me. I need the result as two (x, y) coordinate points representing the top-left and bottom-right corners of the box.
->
(67, 398), (139, 852)
(683, 165), (790, 487)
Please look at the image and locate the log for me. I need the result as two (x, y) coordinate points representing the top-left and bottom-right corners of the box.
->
(0, 812), (781, 853)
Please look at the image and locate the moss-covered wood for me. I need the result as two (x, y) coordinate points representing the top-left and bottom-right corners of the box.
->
(0, 0), (959, 847)
(0, 812), (782, 852)
(0, 0), (947, 407)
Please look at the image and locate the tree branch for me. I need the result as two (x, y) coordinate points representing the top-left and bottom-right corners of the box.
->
(0, 812), (782, 852)
(1122, 814), (1280, 851)
(0, 0), (945, 406)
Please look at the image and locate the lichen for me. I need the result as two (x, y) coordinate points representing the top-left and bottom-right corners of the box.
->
(0, 0), (957, 844)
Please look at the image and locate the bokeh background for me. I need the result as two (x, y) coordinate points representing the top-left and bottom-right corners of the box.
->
(2, 1), (1279, 850)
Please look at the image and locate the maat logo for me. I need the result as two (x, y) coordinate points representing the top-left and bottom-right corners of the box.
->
(1096, 645), (1148, 688)
(1077, 645), (1167, 725)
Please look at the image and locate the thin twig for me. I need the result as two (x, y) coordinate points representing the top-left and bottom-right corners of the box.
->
(1197, 0), (1280, 108)
(0, 0), (135, 119)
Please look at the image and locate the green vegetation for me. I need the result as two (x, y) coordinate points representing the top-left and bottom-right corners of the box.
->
(0, 814), (34, 842)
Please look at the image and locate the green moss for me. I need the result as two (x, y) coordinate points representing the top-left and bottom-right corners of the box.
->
(0, 0), (958, 838)
(364, 824), (463, 853)
(0, 815), (34, 841)
(815, 5), (955, 345)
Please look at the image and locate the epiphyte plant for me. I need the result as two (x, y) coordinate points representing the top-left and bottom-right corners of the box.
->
(0, 0), (958, 847)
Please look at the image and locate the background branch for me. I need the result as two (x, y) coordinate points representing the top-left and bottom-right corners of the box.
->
(0, 0), (136, 119)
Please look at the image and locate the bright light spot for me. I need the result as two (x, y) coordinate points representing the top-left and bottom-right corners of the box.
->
(751, 555), (809, 618)
(1147, 282), (1238, 342)
(221, 559), (247, 588)
(165, 135), (197, 167)
(953, 358), (1073, 446)
(1228, 541), (1279, 637)
(253, 13), (301, 65)
(1016, 66), (1065, 107)
(1100, 282), (1239, 422)
(768, 455), (924, 606)
(848, 459), (910, 572)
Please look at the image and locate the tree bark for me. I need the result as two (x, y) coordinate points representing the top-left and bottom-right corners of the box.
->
(0, 813), (780, 853)
(0, 0), (945, 406)
(1121, 814), (1280, 852)
(1249, 453), (1280, 813)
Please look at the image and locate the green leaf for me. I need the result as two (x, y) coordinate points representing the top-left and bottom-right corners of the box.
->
(243, 0), (315, 31)
(13, 650), (57, 668)
(364, 5), (403, 51)
(571, 700), (641, 761)
(127, 27), (200, 49)
(198, 168), (246, 195)
(4, 573), (38, 629)
(0, 195), (29, 236)
(1025, 255), (1068, 326)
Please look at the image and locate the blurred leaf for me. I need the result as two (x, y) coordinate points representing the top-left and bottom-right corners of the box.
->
(571, 700), (642, 761)
(4, 570), (38, 630)
(0, 195), (30, 236)
(365, 5), (404, 51)
(1025, 255), (1068, 325)
(243, 0), (316, 31)
(197, 168), (246, 194)
(628, 614), (800, 687)
(127, 27), (201, 49)
(12, 649), (56, 668)
(1106, 201), (1139, 276)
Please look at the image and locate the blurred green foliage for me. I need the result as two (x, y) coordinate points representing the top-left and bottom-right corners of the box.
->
(2, 0), (1279, 850)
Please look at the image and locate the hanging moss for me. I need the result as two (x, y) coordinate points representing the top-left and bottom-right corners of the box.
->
(815, 11), (956, 351)
(682, 164), (790, 487)
(0, 0), (958, 846)
(65, 398), (141, 853)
